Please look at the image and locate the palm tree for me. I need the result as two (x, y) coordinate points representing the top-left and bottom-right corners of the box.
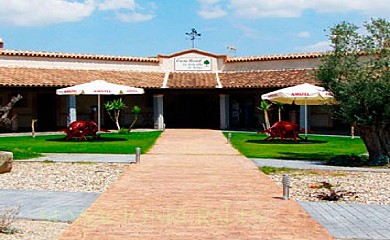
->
(104, 98), (127, 131)
(258, 100), (271, 130)
(128, 105), (141, 132)
(274, 102), (284, 122)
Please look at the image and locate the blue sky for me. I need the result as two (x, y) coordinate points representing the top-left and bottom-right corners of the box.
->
(0, 0), (389, 57)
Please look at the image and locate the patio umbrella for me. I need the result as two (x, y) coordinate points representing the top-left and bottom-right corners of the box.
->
(261, 83), (334, 138)
(56, 80), (144, 131)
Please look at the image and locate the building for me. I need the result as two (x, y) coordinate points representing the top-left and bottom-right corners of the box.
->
(0, 41), (343, 133)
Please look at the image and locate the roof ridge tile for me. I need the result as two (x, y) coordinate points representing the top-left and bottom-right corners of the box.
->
(0, 49), (159, 62)
(227, 52), (327, 62)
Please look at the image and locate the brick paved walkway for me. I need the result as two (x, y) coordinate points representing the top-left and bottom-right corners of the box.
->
(60, 129), (334, 240)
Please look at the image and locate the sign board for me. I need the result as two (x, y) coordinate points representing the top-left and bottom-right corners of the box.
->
(174, 57), (212, 71)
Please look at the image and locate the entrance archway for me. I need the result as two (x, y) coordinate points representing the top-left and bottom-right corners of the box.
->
(164, 93), (219, 128)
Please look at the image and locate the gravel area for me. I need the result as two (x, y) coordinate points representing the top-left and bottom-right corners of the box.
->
(0, 162), (127, 192)
(0, 162), (127, 240)
(267, 169), (390, 205)
(2, 162), (390, 239)
(0, 219), (69, 240)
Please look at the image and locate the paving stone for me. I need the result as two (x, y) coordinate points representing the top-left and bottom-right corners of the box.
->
(0, 189), (99, 222)
(60, 129), (334, 240)
(299, 201), (390, 240)
(6, 130), (390, 239)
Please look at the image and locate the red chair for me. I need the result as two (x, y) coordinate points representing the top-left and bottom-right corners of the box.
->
(60, 120), (108, 140)
(260, 121), (301, 142)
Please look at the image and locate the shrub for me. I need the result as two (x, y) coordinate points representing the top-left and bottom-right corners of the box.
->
(325, 154), (369, 167)
(312, 181), (355, 201)
(118, 128), (129, 134)
(0, 205), (20, 234)
(366, 155), (389, 166)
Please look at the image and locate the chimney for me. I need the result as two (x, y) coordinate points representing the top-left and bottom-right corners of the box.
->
(0, 37), (3, 49)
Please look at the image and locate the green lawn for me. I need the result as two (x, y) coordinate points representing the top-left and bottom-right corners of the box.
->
(224, 132), (367, 161)
(0, 131), (162, 160)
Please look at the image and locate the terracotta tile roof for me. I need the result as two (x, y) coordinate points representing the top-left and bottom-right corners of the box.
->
(0, 48), (327, 63)
(226, 52), (326, 62)
(0, 67), (165, 88)
(0, 67), (319, 89)
(219, 69), (318, 88)
(0, 49), (159, 62)
(166, 72), (218, 88)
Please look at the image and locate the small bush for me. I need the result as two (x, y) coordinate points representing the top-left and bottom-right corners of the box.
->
(325, 154), (369, 167)
(0, 205), (20, 234)
(366, 155), (389, 166)
(118, 128), (129, 134)
(326, 154), (389, 167)
(312, 181), (355, 201)
(1, 226), (20, 235)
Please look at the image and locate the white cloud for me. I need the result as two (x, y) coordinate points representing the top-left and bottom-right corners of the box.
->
(0, 0), (156, 26)
(0, 0), (95, 26)
(296, 41), (332, 52)
(227, 0), (390, 19)
(198, 0), (227, 19)
(229, 0), (306, 18)
(116, 12), (155, 22)
(297, 31), (311, 38)
(98, 0), (136, 10)
(308, 0), (390, 17)
(98, 0), (156, 23)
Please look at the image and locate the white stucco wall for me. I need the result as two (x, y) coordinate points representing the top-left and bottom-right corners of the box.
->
(0, 55), (162, 72)
(0, 50), (325, 73)
(223, 58), (322, 71)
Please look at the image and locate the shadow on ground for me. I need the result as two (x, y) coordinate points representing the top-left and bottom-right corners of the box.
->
(273, 152), (330, 161)
(46, 137), (128, 142)
(246, 139), (328, 145)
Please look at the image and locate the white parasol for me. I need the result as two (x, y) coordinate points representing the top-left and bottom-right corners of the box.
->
(261, 83), (334, 138)
(56, 80), (144, 131)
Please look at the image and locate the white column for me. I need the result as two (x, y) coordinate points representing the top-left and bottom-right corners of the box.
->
(153, 94), (164, 130)
(67, 95), (77, 126)
(219, 94), (229, 130)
